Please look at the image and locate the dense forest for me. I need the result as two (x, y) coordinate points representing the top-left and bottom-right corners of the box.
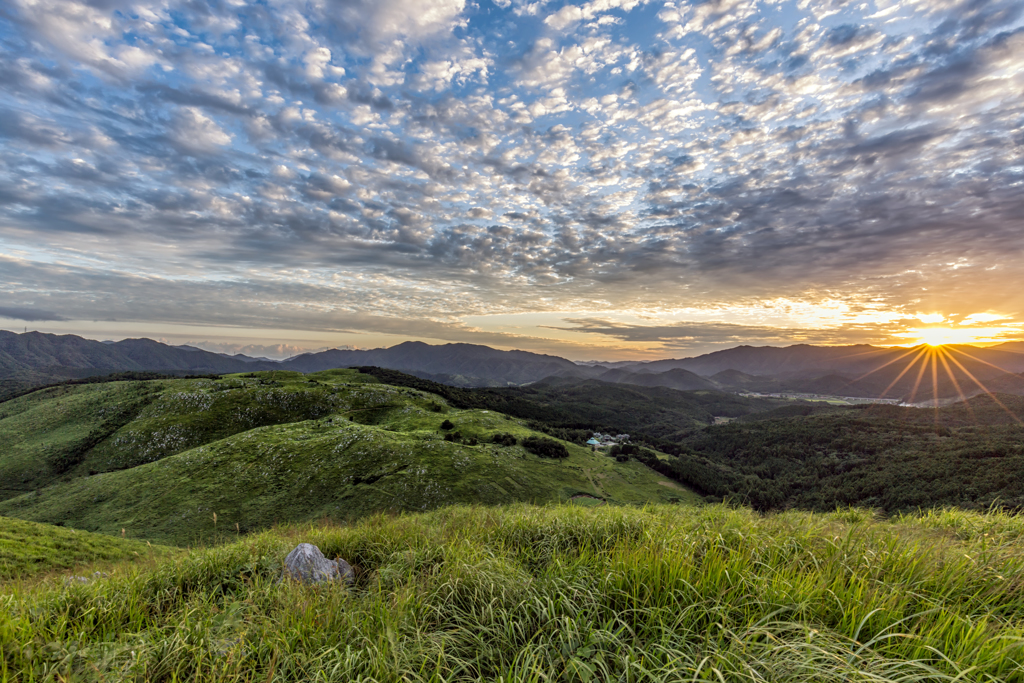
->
(664, 396), (1024, 511)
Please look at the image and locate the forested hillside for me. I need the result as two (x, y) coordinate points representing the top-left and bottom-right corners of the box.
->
(357, 367), (788, 441)
(661, 395), (1024, 511)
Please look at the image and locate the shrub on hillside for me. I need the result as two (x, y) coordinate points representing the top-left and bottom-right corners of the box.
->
(492, 433), (517, 447)
(440, 419), (454, 430)
(522, 436), (569, 459)
(608, 443), (640, 460)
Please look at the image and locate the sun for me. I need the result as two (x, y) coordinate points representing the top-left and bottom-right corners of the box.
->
(900, 327), (1002, 347)
(915, 328), (965, 346)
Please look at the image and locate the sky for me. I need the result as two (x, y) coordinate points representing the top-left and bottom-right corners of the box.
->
(0, 0), (1022, 360)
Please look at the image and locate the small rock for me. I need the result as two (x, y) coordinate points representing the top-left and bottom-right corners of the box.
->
(282, 543), (354, 585)
(63, 571), (108, 586)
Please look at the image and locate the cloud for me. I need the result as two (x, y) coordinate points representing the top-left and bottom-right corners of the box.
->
(330, 0), (467, 42)
(170, 107), (233, 154)
(543, 0), (647, 30)
(0, 306), (67, 322)
(0, 0), (1022, 356)
(545, 318), (897, 351)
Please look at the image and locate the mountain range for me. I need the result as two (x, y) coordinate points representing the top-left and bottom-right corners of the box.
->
(3, 330), (1024, 404)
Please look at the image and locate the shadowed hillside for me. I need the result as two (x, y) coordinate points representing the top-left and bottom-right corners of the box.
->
(660, 394), (1024, 511)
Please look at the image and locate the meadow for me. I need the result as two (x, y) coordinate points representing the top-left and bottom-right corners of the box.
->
(0, 370), (694, 545)
(4, 503), (1024, 682)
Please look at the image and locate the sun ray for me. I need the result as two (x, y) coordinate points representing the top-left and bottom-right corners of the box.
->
(826, 345), (924, 397)
(940, 349), (1022, 424)
(907, 347), (933, 405)
(848, 346), (926, 385)
(945, 346), (1018, 376)
(859, 347), (929, 421)
(930, 349), (940, 423)
(875, 346), (929, 400)
(936, 346), (975, 422)
(830, 346), (914, 362)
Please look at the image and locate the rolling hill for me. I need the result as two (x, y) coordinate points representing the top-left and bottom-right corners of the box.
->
(353, 368), (790, 442)
(0, 369), (698, 545)
(597, 366), (719, 392)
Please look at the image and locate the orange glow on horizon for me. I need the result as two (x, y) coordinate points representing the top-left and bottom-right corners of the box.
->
(897, 326), (1016, 347)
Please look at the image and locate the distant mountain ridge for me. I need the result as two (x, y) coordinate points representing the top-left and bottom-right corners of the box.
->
(0, 332), (277, 400)
(4, 330), (1024, 403)
(283, 340), (577, 385)
(0, 332), (578, 399)
(600, 343), (1024, 378)
(574, 343), (1024, 403)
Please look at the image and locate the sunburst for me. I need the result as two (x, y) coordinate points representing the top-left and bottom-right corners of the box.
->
(838, 342), (1021, 424)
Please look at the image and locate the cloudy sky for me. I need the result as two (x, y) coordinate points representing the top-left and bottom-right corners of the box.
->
(0, 0), (1022, 360)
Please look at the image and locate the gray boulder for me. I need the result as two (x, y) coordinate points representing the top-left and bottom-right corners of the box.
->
(282, 543), (354, 584)
(63, 571), (109, 586)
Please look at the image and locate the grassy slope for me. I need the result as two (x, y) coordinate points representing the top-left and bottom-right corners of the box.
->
(0, 373), (697, 545)
(0, 370), (388, 500)
(0, 381), (164, 499)
(0, 515), (177, 581)
(3, 503), (1024, 681)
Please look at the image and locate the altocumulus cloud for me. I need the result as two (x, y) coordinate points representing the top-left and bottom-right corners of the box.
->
(0, 0), (1022, 355)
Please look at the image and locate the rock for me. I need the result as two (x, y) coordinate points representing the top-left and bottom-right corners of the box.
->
(282, 543), (354, 585)
(63, 571), (109, 587)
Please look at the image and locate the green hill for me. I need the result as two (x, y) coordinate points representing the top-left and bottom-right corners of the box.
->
(0, 370), (697, 545)
(4, 504), (1024, 681)
(0, 515), (176, 581)
(0, 370), (383, 500)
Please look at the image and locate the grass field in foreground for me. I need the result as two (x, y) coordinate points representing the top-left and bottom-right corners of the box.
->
(3, 503), (1024, 681)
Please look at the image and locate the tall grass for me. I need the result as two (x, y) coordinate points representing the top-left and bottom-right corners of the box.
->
(3, 503), (1024, 681)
